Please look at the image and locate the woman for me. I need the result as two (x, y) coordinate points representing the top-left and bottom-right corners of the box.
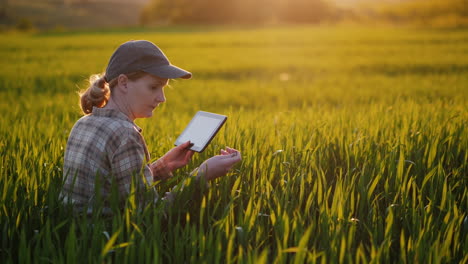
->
(62, 40), (241, 214)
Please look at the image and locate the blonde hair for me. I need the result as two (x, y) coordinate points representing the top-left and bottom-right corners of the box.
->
(79, 71), (148, 115)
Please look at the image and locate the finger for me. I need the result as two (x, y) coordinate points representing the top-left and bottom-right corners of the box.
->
(219, 151), (238, 158)
(178, 141), (189, 148)
(174, 142), (193, 154)
(231, 151), (242, 162)
(184, 150), (195, 162)
(178, 151), (193, 166)
(220, 149), (229, 155)
(224, 146), (235, 154)
(220, 153), (242, 166)
(173, 142), (189, 154)
(181, 141), (193, 149)
(226, 150), (240, 159)
(223, 147), (238, 156)
(227, 146), (240, 152)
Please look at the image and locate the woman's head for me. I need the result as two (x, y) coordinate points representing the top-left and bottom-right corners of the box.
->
(79, 40), (191, 115)
(80, 71), (155, 115)
(112, 71), (169, 119)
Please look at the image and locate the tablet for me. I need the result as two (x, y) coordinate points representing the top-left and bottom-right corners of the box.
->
(175, 111), (227, 152)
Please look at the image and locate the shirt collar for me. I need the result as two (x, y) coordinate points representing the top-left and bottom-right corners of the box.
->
(91, 107), (142, 132)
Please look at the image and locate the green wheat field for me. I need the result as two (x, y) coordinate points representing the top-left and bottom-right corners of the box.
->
(0, 26), (467, 263)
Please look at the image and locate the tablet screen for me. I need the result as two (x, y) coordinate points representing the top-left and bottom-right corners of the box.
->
(175, 111), (227, 152)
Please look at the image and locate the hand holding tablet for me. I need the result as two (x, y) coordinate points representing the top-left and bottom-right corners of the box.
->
(173, 111), (241, 181)
(175, 111), (227, 152)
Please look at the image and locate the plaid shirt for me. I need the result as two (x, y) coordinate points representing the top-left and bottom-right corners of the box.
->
(61, 107), (172, 213)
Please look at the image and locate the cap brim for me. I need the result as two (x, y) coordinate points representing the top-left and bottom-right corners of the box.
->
(143, 64), (192, 79)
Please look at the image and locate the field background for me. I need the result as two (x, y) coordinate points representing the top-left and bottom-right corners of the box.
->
(0, 26), (467, 263)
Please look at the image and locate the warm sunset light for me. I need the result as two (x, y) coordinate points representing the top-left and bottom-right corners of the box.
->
(1, 0), (466, 29)
(1, 0), (467, 263)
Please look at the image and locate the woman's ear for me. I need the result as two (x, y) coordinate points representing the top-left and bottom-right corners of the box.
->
(116, 74), (129, 93)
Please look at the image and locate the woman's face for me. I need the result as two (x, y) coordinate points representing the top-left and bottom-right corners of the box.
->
(126, 73), (169, 119)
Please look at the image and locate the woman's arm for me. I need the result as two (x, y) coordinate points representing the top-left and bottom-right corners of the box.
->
(151, 141), (194, 181)
(162, 147), (242, 206)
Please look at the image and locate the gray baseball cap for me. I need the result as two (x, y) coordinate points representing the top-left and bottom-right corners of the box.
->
(104, 40), (192, 82)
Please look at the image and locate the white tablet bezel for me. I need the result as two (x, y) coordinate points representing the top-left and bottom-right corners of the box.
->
(174, 111), (227, 152)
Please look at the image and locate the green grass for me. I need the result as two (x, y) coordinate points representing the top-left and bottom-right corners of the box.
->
(0, 25), (467, 263)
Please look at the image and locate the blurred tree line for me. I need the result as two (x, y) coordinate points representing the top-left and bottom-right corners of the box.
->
(141, 0), (341, 25)
(374, 0), (468, 28)
(0, 0), (147, 31)
(1, 0), (467, 31)
(140, 0), (468, 28)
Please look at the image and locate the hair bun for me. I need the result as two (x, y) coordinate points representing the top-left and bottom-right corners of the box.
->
(79, 74), (110, 114)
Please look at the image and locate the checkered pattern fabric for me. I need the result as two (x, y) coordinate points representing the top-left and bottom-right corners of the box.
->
(61, 107), (171, 212)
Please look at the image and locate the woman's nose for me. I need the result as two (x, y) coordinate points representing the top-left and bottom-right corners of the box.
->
(156, 92), (166, 103)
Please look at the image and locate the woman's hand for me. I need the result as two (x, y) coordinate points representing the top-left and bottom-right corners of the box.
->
(198, 147), (241, 181)
(161, 141), (195, 172)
